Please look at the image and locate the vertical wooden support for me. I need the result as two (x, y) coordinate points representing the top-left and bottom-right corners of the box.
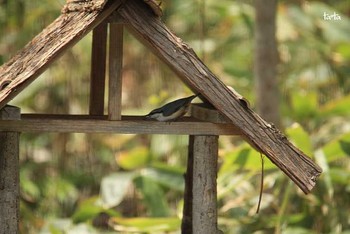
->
(108, 23), (123, 120)
(89, 22), (108, 115)
(183, 135), (221, 234)
(0, 105), (20, 234)
(182, 136), (194, 234)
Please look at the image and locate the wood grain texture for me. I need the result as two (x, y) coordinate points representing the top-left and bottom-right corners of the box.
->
(118, 0), (322, 193)
(0, 106), (20, 234)
(89, 22), (108, 115)
(108, 23), (124, 120)
(0, 0), (123, 109)
(192, 136), (220, 234)
(0, 114), (241, 135)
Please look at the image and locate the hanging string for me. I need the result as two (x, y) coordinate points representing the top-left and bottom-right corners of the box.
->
(256, 152), (265, 214)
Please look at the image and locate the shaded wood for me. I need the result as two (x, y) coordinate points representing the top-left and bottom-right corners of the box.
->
(0, 106), (20, 234)
(89, 22), (108, 115)
(192, 135), (220, 234)
(191, 103), (229, 124)
(182, 135), (194, 234)
(143, 0), (163, 17)
(118, 0), (322, 193)
(0, 0), (124, 109)
(0, 114), (241, 135)
(108, 23), (124, 120)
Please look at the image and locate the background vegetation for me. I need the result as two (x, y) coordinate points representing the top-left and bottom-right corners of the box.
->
(1, 0), (350, 233)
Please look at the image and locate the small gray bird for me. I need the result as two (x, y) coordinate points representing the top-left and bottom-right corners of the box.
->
(145, 94), (198, 121)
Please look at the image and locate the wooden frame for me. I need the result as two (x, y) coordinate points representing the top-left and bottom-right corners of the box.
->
(0, 0), (323, 233)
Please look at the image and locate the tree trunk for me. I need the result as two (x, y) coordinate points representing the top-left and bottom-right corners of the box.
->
(254, 0), (280, 127)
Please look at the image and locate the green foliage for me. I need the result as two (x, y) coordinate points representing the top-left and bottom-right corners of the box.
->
(109, 217), (181, 233)
(1, 0), (350, 233)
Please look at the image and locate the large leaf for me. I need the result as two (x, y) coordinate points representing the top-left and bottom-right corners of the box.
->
(140, 166), (185, 192)
(116, 146), (150, 170)
(321, 132), (350, 162)
(286, 123), (313, 156)
(219, 144), (276, 175)
(99, 172), (136, 209)
(320, 94), (350, 119)
(134, 176), (170, 217)
(40, 220), (99, 234)
(109, 217), (180, 233)
(291, 91), (318, 121)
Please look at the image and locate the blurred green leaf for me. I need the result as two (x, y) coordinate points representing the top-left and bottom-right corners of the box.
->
(20, 169), (41, 202)
(72, 197), (103, 223)
(134, 176), (170, 217)
(99, 172), (135, 209)
(219, 144), (276, 175)
(321, 132), (350, 162)
(286, 123), (313, 156)
(291, 91), (318, 121)
(110, 217), (180, 233)
(315, 149), (333, 198)
(329, 168), (350, 185)
(283, 227), (316, 234)
(140, 166), (184, 192)
(339, 140), (350, 156)
(320, 94), (350, 118)
(116, 146), (150, 170)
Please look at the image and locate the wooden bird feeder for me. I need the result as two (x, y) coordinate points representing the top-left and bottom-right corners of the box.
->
(0, 0), (322, 233)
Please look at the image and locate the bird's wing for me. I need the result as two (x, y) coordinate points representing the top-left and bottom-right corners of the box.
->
(145, 95), (197, 117)
(162, 95), (197, 116)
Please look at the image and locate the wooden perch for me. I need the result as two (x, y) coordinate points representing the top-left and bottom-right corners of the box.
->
(117, 0), (322, 194)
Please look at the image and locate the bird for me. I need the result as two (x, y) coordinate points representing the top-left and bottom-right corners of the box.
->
(145, 94), (198, 121)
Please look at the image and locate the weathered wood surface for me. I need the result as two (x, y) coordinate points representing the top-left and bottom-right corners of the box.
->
(192, 135), (220, 234)
(89, 22), (108, 115)
(62, 0), (108, 13)
(0, 0), (124, 109)
(117, 0), (322, 193)
(0, 114), (241, 135)
(0, 106), (20, 234)
(108, 23), (124, 120)
(182, 136), (194, 234)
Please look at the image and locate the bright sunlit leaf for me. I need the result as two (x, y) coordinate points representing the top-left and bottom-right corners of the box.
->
(99, 172), (135, 209)
(116, 146), (150, 170)
(286, 123), (313, 156)
(109, 217), (181, 233)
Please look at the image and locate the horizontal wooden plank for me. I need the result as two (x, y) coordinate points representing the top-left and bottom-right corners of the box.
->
(0, 114), (241, 135)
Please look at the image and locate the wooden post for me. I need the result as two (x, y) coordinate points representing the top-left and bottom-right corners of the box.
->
(89, 21), (108, 115)
(0, 105), (20, 234)
(182, 136), (194, 234)
(183, 135), (221, 234)
(108, 23), (123, 120)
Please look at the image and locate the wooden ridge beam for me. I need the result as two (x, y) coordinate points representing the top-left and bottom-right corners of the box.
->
(0, 114), (241, 135)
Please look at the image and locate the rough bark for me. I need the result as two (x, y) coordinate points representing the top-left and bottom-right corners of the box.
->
(0, 105), (20, 234)
(182, 136), (194, 234)
(192, 135), (220, 234)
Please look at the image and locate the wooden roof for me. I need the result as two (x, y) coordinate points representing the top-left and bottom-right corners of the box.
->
(0, 0), (322, 193)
